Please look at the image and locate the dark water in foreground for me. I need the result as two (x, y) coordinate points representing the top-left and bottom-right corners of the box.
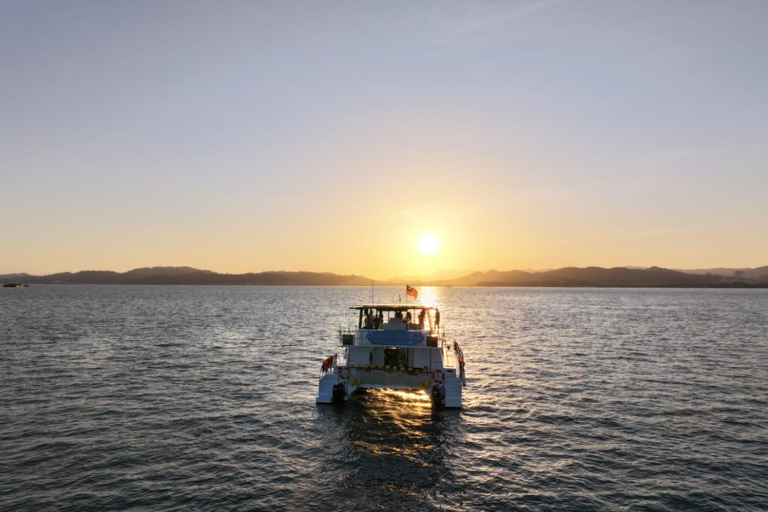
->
(1, 286), (767, 511)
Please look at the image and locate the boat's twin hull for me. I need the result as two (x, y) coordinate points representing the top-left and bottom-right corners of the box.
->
(317, 309), (465, 408)
(316, 368), (463, 408)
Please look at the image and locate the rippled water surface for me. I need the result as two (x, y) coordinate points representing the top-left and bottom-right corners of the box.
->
(1, 286), (767, 511)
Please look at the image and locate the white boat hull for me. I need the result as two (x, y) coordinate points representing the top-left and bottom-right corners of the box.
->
(316, 363), (463, 408)
(315, 304), (466, 408)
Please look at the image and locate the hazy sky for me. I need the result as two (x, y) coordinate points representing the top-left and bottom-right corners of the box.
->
(2, 0), (766, 278)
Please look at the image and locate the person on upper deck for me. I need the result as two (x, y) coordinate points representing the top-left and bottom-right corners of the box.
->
(435, 308), (441, 328)
(418, 309), (426, 328)
(375, 311), (383, 329)
(363, 310), (374, 329)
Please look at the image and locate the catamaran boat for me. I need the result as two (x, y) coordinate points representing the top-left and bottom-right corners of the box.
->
(316, 304), (466, 408)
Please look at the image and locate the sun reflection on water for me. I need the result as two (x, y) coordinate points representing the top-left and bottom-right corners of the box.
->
(377, 388), (431, 406)
(415, 286), (440, 309)
(342, 389), (448, 463)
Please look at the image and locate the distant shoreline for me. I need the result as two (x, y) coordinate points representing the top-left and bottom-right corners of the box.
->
(5, 283), (768, 289)
(3, 265), (766, 288)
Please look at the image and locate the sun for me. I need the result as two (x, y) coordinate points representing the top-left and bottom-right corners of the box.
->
(418, 232), (440, 255)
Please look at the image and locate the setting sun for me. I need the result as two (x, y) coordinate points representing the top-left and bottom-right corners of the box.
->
(418, 233), (440, 255)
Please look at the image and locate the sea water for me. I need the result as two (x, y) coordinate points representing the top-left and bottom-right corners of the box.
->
(1, 286), (766, 511)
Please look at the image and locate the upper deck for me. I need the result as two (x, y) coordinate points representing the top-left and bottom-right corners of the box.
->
(350, 304), (440, 329)
(344, 304), (443, 348)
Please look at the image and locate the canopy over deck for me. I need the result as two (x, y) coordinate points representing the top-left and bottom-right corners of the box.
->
(350, 304), (437, 311)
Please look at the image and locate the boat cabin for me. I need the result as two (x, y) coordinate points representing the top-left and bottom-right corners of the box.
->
(351, 304), (440, 331)
(345, 304), (442, 349)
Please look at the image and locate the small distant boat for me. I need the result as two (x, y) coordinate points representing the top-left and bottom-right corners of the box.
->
(3, 280), (28, 288)
(316, 303), (467, 408)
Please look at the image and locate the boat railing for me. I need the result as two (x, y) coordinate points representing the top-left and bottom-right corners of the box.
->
(442, 346), (457, 368)
(339, 326), (356, 346)
(339, 325), (447, 346)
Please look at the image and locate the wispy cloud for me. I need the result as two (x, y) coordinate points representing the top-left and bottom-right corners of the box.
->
(445, 0), (574, 35)
(416, 0), (575, 52)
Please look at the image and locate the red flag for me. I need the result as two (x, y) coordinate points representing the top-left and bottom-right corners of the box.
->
(406, 285), (418, 299)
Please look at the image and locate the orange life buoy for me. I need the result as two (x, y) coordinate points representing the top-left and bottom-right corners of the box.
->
(338, 367), (349, 381)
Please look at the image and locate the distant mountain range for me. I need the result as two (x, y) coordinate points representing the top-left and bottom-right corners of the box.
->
(414, 266), (768, 287)
(2, 265), (768, 287)
(675, 267), (768, 278)
(0, 267), (372, 286)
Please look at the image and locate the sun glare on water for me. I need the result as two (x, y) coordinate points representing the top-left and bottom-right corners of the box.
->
(418, 232), (440, 255)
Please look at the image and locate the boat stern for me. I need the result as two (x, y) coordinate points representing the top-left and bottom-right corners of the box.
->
(316, 367), (357, 404)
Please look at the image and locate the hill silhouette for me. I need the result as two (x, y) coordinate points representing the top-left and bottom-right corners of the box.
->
(1, 267), (372, 286)
(676, 266), (768, 278)
(2, 266), (766, 287)
(413, 266), (768, 287)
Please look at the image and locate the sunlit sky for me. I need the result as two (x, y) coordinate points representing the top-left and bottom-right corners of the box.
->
(2, 1), (766, 278)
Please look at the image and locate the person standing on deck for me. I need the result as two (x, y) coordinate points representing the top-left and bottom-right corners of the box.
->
(364, 310), (374, 329)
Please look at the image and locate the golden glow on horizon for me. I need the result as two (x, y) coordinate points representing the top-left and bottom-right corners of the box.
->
(418, 232), (440, 255)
